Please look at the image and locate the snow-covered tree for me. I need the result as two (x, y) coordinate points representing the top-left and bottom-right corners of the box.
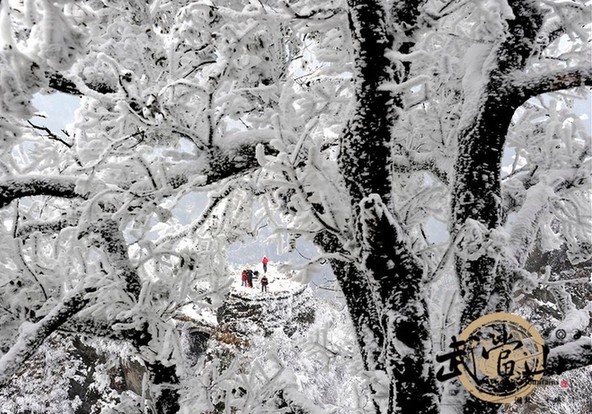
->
(0, 1), (590, 413)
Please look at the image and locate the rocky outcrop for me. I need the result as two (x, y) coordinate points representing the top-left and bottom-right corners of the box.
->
(189, 279), (318, 414)
(216, 284), (312, 338)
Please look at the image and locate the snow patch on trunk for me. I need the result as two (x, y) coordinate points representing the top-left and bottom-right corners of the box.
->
(459, 43), (495, 129)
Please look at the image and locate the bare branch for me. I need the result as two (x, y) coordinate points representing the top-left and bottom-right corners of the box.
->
(27, 121), (73, 148)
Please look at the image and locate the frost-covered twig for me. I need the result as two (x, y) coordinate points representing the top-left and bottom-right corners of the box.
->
(282, 3), (344, 20)
(155, 186), (233, 246)
(424, 233), (461, 284)
(27, 120), (73, 148)
(283, 164), (340, 234)
(509, 161), (590, 266)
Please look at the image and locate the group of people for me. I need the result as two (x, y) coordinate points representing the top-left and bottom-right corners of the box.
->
(240, 256), (269, 292)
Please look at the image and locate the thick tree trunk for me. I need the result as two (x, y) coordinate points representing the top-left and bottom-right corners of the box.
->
(88, 219), (181, 414)
(359, 198), (438, 414)
(319, 229), (438, 414)
(450, 2), (545, 413)
(340, 0), (394, 207)
(322, 1), (440, 413)
(315, 231), (386, 413)
(452, 0), (544, 326)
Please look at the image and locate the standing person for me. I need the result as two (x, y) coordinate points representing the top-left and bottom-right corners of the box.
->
(241, 270), (248, 287)
(246, 269), (253, 288)
(262, 256), (269, 273)
(260, 274), (268, 293)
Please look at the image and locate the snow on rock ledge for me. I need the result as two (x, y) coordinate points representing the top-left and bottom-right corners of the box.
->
(228, 262), (307, 300)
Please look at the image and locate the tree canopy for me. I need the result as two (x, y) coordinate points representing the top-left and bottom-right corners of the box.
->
(0, 1), (590, 413)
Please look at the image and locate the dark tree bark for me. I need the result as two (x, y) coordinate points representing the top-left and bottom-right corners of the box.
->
(47, 72), (117, 95)
(0, 176), (87, 208)
(316, 232), (385, 372)
(315, 1), (439, 413)
(452, 0), (545, 328)
(448, 1), (572, 413)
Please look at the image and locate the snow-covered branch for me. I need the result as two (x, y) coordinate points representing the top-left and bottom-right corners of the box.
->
(196, 143), (276, 187)
(546, 337), (592, 376)
(82, 218), (141, 300)
(510, 66), (592, 105)
(156, 181), (239, 246)
(0, 286), (93, 387)
(47, 72), (117, 96)
(0, 176), (87, 209)
(509, 161), (590, 266)
(15, 216), (79, 239)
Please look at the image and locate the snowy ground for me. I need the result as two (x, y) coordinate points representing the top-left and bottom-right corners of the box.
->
(229, 262), (304, 298)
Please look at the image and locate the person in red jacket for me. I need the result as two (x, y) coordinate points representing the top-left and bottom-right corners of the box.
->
(262, 256), (269, 273)
(241, 270), (248, 287)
